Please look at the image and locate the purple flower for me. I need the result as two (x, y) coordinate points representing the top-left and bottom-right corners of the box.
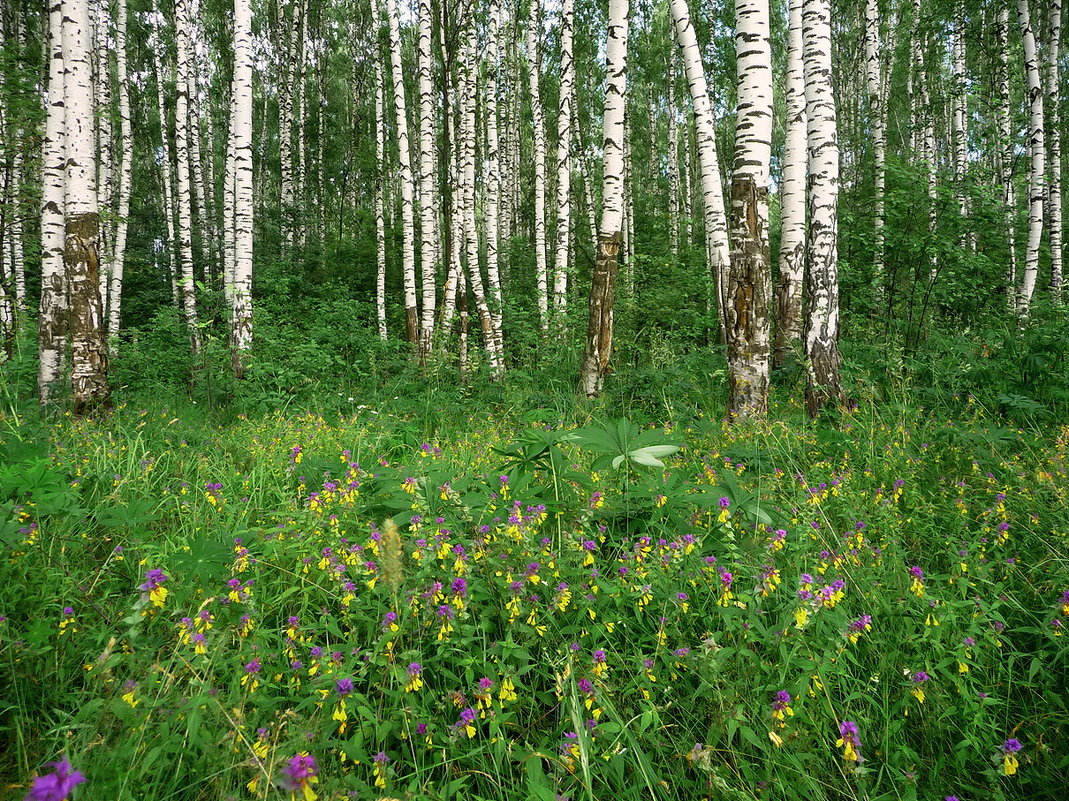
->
(138, 569), (168, 591)
(373, 750), (389, 765)
(718, 497), (731, 509)
(336, 678), (353, 696)
(1002, 738), (1022, 753)
(408, 662), (422, 676)
(244, 659), (261, 674)
(773, 690), (791, 710)
(592, 649), (606, 664)
(912, 671), (929, 683)
(24, 759), (85, 801)
(451, 578), (468, 596)
(277, 753), (318, 792)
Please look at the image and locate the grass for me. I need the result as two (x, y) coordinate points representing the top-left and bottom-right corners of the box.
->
(1, 385), (1067, 801)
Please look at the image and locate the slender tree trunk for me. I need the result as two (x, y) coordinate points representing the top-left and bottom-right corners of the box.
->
(775, 0), (807, 369)
(174, 0), (201, 353)
(726, 0), (773, 417)
(294, 0), (307, 249)
(668, 52), (680, 258)
(952, 0), (969, 248)
(579, 0), (628, 397)
(1047, 0), (1063, 299)
(996, 5), (1018, 305)
(64, 0), (110, 412)
(865, 0), (885, 298)
(553, 0), (574, 318)
(93, 0), (112, 295)
(460, 35), (504, 378)
(485, 0), (506, 360)
(417, 0), (437, 354)
(622, 108), (635, 297)
(39, 0), (68, 403)
(670, 0), (731, 341)
(224, 81), (236, 304)
(230, 0), (254, 376)
(152, 3), (180, 307)
(384, 0), (419, 343)
(278, 1), (296, 254)
(373, 0), (387, 340)
(527, 0), (549, 329)
(107, 0), (132, 349)
(1016, 0), (1044, 314)
(802, 0), (842, 417)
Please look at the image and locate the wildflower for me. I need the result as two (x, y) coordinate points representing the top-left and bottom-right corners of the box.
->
(191, 632), (207, 655)
(592, 649), (608, 678)
(717, 570), (734, 607)
(910, 671), (929, 704)
(372, 751), (389, 789)
(769, 529), (787, 552)
(381, 611), (398, 632)
(908, 566), (924, 597)
(454, 707), (477, 738)
(58, 608), (76, 636)
(278, 753), (318, 800)
(138, 569), (169, 608)
(24, 758), (86, 801)
(771, 690), (793, 723)
(241, 658), (261, 692)
(121, 680), (139, 708)
(405, 662), (424, 692)
(846, 614), (872, 644)
(499, 676), (518, 702)
(1000, 738), (1022, 776)
(836, 721), (863, 764)
(717, 497), (731, 524)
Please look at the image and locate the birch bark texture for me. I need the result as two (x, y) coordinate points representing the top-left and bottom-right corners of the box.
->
(775, 0), (806, 370)
(579, 0), (628, 397)
(384, 0), (419, 342)
(669, 0), (731, 339)
(417, 0), (437, 352)
(39, 0), (68, 403)
(802, 0), (842, 418)
(174, 0), (202, 353)
(1016, 0), (1044, 315)
(107, 0), (132, 349)
(726, 0), (773, 417)
(864, 0), (885, 296)
(1047, 0), (1063, 298)
(553, 0), (574, 317)
(64, 0), (111, 412)
(996, 6), (1017, 304)
(527, 0), (549, 329)
(230, 0), (254, 376)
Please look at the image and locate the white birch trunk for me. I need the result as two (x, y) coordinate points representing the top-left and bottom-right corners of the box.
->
(278, 3), (296, 252)
(1047, 0), (1063, 298)
(373, 0), (387, 340)
(864, 0), (885, 297)
(553, 0), (574, 317)
(668, 55), (680, 258)
(174, 0), (201, 352)
(417, 0), (437, 352)
(527, 0), (549, 329)
(802, 0), (842, 417)
(384, 0), (419, 343)
(152, 1), (180, 307)
(64, 0), (110, 411)
(952, 0), (969, 248)
(996, 5), (1018, 303)
(670, 0), (731, 340)
(230, 0), (254, 376)
(579, 0), (628, 397)
(775, 0), (807, 369)
(1016, 0), (1044, 314)
(39, 0), (68, 402)
(93, 0), (112, 287)
(485, 0), (506, 359)
(107, 0), (132, 349)
(726, 0), (773, 417)
(224, 81), (236, 304)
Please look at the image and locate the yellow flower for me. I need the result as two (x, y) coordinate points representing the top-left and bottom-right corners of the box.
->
(1003, 753), (1018, 776)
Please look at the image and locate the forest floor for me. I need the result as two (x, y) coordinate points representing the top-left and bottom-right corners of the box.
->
(1, 390), (1067, 800)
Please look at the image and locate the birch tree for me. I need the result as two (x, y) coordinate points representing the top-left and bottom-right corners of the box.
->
(1047, 0), (1063, 299)
(39, 0), (68, 402)
(417, 0), (437, 352)
(372, 0), (387, 339)
(1016, 0), (1044, 315)
(553, 0), (574, 318)
(151, 0), (179, 305)
(484, 0), (505, 356)
(669, 0), (731, 338)
(579, 0), (628, 397)
(775, 0), (806, 369)
(864, 0), (885, 296)
(527, 0), (549, 329)
(174, 0), (201, 352)
(106, 0), (132, 347)
(64, 0), (110, 412)
(384, 0), (419, 343)
(726, 0), (773, 417)
(802, 0), (842, 417)
(996, 5), (1017, 303)
(230, 0), (254, 376)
